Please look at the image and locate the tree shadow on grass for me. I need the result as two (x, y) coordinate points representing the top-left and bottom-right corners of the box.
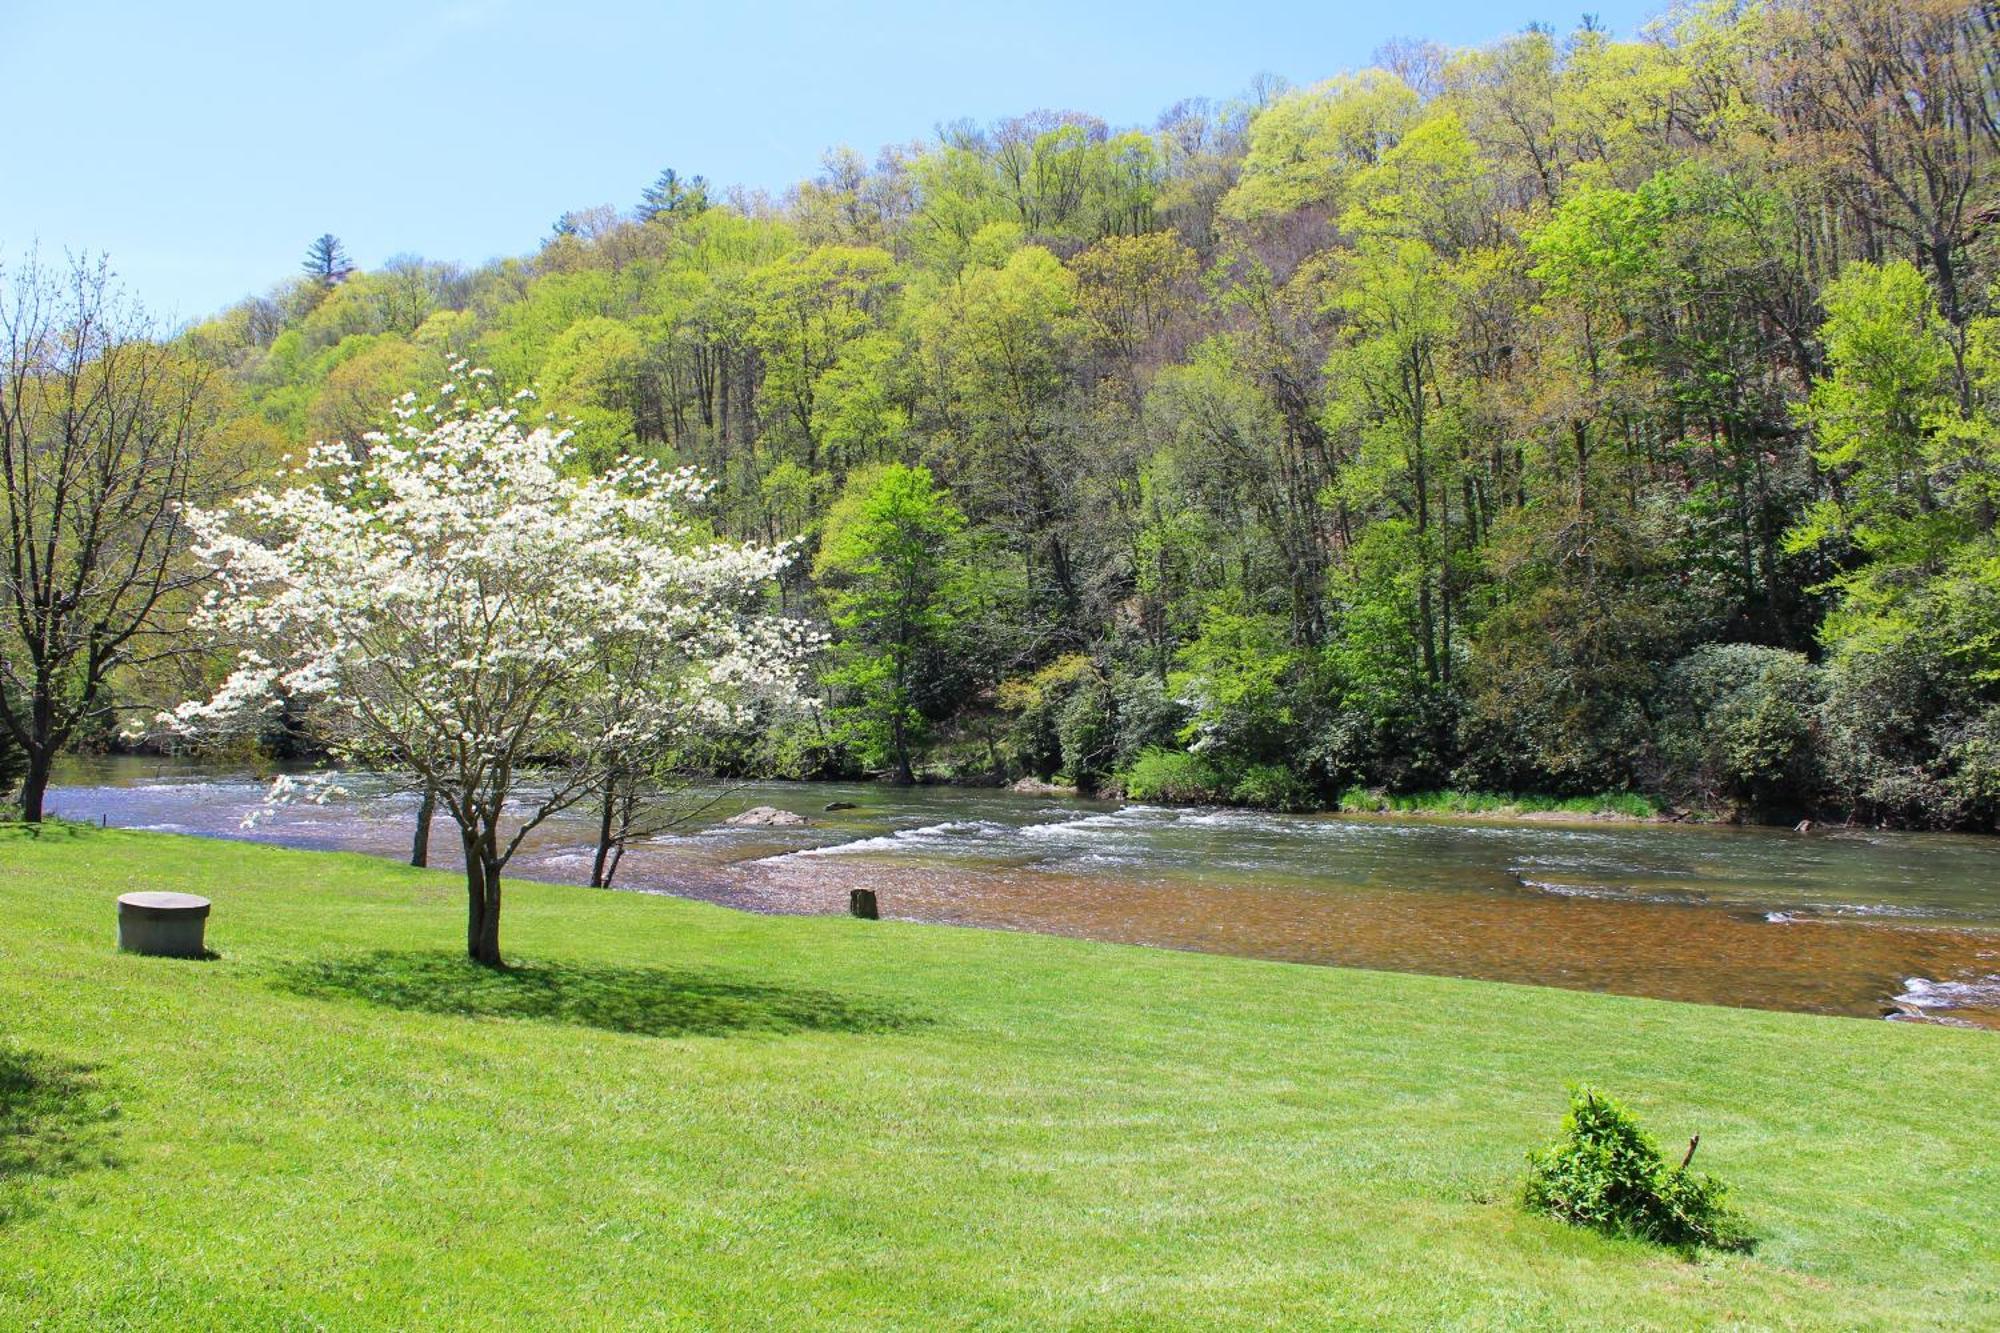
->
(272, 950), (931, 1039)
(0, 819), (98, 842)
(0, 1044), (120, 1225)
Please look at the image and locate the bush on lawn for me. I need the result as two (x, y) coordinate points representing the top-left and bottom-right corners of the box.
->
(1523, 1086), (1750, 1253)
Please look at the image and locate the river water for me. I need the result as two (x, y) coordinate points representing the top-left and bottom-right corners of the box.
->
(47, 757), (2000, 1029)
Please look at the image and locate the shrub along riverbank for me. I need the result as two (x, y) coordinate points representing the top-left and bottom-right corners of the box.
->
(2, 826), (1994, 1327)
(1116, 748), (1665, 819)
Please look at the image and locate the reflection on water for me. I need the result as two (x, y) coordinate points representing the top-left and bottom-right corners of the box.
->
(47, 756), (2000, 1029)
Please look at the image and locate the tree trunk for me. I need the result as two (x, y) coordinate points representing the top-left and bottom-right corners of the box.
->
(463, 839), (486, 961)
(411, 783), (436, 867)
(890, 714), (915, 786)
(1573, 419), (1590, 513)
(590, 778), (615, 889)
(462, 830), (503, 967)
(475, 868), (502, 966)
(18, 749), (50, 823)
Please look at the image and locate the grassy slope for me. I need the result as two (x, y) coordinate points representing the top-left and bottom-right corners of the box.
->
(0, 826), (1993, 1331)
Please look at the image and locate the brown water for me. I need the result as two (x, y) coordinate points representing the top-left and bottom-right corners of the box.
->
(47, 758), (2000, 1029)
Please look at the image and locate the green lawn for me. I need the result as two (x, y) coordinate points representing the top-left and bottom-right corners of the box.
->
(1, 825), (1994, 1330)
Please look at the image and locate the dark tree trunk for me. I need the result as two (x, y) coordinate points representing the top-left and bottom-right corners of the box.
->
(889, 714), (915, 786)
(590, 779), (615, 889)
(19, 749), (50, 823)
(411, 783), (436, 867)
(463, 840), (486, 960)
(474, 874), (501, 966)
(462, 829), (503, 967)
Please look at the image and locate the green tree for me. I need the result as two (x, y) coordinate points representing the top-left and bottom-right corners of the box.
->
(302, 234), (355, 288)
(1792, 260), (1998, 663)
(746, 245), (897, 471)
(1788, 261), (2000, 824)
(1222, 70), (1420, 220)
(638, 168), (710, 223)
(539, 315), (647, 467)
(915, 245), (1088, 631)
(814, 464), (975, 783)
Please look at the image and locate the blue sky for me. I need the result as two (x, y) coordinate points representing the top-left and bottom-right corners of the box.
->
(1, 1), (1658, 323)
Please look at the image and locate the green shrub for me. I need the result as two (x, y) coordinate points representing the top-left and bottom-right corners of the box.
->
(1314, 597), (1458, 792)
(1657, 644), (1823, 813)
(729, 714), (852, 781)
(1119, 748), (1227, 804)
(1229, 763), (1315, 811)
(1169, 610), (1304, 774)
(1524, 1087), (1750, 1253)
(996, 655), (1091, 780)
(1057, 675), (1118, 793)
(1457, 568), (1677, 796)
(1106, 671), (1185, 772)
(0, 706), (22, 812)
(996, 657), (1182, 796)
(1336, 789), (1657, 818)
(1819, 638), (2000, 831)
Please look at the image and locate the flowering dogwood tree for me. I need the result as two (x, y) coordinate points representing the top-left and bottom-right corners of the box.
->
(164, 372), (813, 964)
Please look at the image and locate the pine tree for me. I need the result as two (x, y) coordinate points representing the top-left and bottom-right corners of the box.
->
(637, 168), (710, 222)
(302, 233), (356, 287)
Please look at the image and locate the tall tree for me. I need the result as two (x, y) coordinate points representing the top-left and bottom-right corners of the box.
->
(638, 168), (711, 222)
(302, 234), (356, 287)
(1767, 0), (2000, 352)
(167, 378), (806, 964)
(746, 245), (898, 471)
(0, 254), (225, 821)
(916, 244), (1089, 634)
(814, 464), (975, 784)
(1792, 259), (1999, 654)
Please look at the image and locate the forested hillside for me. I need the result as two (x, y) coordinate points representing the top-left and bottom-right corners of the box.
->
(178, 0), (2000, 827)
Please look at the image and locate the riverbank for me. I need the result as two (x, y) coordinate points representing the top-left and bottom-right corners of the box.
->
(2, 826), (1995, 1327)
(1034, 777), (1678, 823)
(947, 762), (1812, 829)
(73, 742), (1975, 832)
(1332, 787), (1667, 821)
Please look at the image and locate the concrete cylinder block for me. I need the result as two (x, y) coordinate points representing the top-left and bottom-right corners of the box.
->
(117, 892), (212, 958)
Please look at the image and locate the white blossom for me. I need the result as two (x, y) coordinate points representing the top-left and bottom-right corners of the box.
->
(158, 378), (818, 960)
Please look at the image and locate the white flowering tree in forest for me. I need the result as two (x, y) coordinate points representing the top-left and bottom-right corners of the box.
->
(164, 371), (813, 965)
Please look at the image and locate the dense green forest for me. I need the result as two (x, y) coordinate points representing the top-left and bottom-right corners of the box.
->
(44, 0), (2000, 827)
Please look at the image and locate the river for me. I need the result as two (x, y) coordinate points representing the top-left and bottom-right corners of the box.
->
(46, 757), (2000, 1029)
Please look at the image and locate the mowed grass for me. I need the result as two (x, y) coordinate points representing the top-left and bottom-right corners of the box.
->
(0, 825), (1994, 1330)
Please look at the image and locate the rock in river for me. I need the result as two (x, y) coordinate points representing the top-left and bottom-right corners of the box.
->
(726, 805), (808, 827)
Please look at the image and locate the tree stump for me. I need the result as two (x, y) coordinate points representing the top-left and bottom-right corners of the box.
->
(849, 888), (879, 920)
(117, 892), (211, 957)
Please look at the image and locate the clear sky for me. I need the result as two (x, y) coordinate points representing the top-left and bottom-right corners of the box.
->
(1, 1), (1660, 324)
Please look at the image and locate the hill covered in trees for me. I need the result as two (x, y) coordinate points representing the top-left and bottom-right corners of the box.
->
(172, 0), (2000, 829)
